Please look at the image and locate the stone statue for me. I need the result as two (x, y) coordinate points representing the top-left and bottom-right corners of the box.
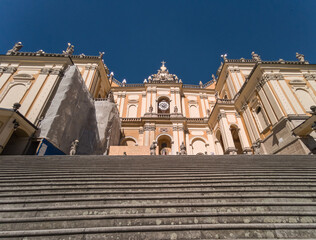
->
(150, 141), (156, 155)
(99, 52), (105, 59)
(252, 142), (260, 155)
(199, 81), (203, 88)
(180, 142), (187, 155)
(149, 105), (153, 113)
(106, 91), (114, 102)
(63, 43), (74, 56)
(251, 51), (261, 61)
(70, 140), (79, 155)
(6, 42), (23, 55)
(122, 79), (126, 87)
(296, 52), (305, 63)
(174, 106), (178, 113)
(221, 54), (227, 61)
(212, 74), (216, 82)
(36, 49), (45, 56)
(161, 148), (167, 155)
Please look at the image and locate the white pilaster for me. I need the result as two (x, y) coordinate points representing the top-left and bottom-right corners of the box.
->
(185, 130), (191, 154)
(119, 93), (126, 117)
(236, 114), (251, 150)
(218, 111), (236, 153)
(146, 88), (151, 113)
(269, 80), (295, 115)
(170, 88), (175, 114)
(244, 105), (260, 141)
(206, 130), (216, 154)
(257, 87), (278, 125)
(178, 125), (184, 148)
(181, 96), (186, 117)
(262, 83), (284, 120)
(172, 124), (179, 155)
(141, 91), (146, 116)
(200, 94), (206, 117)
(152, 88), (157, 113)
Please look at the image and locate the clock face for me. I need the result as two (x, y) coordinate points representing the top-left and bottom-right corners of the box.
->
(158, 101), (169, 111)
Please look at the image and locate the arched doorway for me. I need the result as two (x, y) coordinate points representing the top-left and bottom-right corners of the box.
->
(2, 128), (30, 155)
(157, 134), (172, 155)
(230, 125), (243, 154)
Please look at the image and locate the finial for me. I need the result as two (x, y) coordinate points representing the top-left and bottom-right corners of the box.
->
(160, 60), (167, 71)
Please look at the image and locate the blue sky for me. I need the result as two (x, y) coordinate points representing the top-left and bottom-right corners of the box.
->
(1, 0), (315, 84)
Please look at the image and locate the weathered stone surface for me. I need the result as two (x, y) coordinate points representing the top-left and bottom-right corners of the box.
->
(0, 155), (316, 239)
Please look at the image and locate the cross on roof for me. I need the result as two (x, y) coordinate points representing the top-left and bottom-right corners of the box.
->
(161, 60), (166, 66)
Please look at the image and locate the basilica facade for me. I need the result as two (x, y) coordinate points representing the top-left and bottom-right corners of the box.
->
(0, 43), (315, 155)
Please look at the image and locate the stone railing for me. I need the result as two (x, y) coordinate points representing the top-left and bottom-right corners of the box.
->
(157, 113), (171, 118)
(187, 118), (205, 122)
(121, 118), (142, 122)
(183, 84), (200, 89)
(216, 98), (235, 104)
(125, 83), (144, 87)
(94, 98), (107, 101)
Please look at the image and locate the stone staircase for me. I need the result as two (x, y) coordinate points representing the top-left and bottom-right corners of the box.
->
(0, 155), (316, 239)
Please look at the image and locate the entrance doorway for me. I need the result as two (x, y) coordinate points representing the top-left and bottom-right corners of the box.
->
(157, 135), (172, 155)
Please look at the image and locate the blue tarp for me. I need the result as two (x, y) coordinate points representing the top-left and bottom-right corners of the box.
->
(36, 138), (65, 155)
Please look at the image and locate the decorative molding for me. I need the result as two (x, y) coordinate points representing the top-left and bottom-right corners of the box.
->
(262, 73), (284, 81)
(144, 125), (155, 131)
(0, 67), (7, 73)
(289, 79), (307, 86)
(217, 112), (226, 121)
(303, 74), (316, 81)
(50, 68), (64, 77)
(40, 68), (52, 75)
(13, 73), (34, 80)
(160, 128), (168, 133)
(4, 66), (17, 74)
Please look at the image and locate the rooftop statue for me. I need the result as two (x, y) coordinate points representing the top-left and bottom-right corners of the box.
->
(6, 42), (23, 55)
(251, 51), (261, 61)
(63, 43), (74, 56)
(296, 52), (305, 63)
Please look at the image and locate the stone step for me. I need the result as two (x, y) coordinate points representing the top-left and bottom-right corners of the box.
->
(1, 223), (316, 239)
(1, 195), (315, 209)
(2, 202), (316, 218)
(1, 212), (316, 231)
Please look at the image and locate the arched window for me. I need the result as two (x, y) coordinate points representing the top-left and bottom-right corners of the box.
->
(254, 106), (269, 132)
(0, 84), (27, 108)
(127, 105), (137, 118)
(295, 89), (315, 112)
(189, 105), (199, 117)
